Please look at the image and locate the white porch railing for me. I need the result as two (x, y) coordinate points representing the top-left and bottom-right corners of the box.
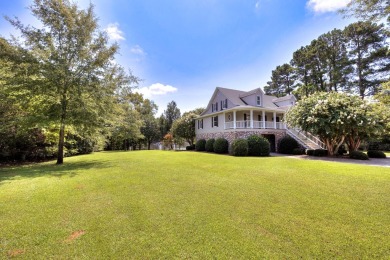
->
(224, 120), (286, 130)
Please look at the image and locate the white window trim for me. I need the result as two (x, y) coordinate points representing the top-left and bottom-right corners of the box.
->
(256, 95), (261, 106)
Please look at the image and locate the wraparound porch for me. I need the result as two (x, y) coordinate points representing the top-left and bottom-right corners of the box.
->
(222, 110), (285, 130)
(224, 121), (286, 129)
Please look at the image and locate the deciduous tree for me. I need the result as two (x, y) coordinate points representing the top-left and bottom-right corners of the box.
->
(286, 92), (389, 155)
(6, 0), (125, 164)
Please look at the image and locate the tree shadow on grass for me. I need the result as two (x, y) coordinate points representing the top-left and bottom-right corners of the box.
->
(0, 160), (111, 185)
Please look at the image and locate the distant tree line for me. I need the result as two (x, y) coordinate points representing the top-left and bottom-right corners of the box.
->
(264, 21), (389, 99)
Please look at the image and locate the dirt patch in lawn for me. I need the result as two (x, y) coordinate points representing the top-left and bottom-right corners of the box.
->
(64, 230), (86, 243)
(7, 249), (25, 257)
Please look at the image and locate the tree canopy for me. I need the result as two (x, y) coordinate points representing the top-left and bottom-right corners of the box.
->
(342, 0), (390, 22)
(285, 92), (389, 155)
(2, 0), (138, 163)
(171, 108), (204, 146)
(266, 21), (389, 100)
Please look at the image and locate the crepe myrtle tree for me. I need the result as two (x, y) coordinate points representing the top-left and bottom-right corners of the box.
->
(285, 92), (389, 155)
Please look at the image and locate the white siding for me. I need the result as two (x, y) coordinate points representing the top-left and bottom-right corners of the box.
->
(241, 89), (263, 107)
(195, 115), (223, 135)
(204, 90), (235, 115)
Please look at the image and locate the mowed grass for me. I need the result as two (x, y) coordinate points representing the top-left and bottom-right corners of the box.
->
(0, 151), (389, 259)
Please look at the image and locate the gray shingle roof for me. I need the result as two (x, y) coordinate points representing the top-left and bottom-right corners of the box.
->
(272, 94), (296, 102)
(217, 87), (247, 106)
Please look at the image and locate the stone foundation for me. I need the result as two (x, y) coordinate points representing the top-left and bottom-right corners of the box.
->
(196, 130), (287, 152)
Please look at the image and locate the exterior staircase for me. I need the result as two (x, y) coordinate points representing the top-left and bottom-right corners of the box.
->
(286, 127), (325, 150)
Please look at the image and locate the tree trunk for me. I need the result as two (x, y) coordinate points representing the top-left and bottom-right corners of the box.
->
(57, 91), (67, 164)
(324, 139), (334, 156)
(346, 136), (361, 152)
(56, 122), (65, 164)
(148, 140), (151, 150)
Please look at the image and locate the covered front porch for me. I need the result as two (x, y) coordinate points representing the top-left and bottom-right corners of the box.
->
(223, 109), (286, 130)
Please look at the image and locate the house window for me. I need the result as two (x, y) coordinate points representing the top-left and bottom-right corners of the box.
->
(256, 96), (261, 106)
(198, 119), (203, 129)
(220, 100), (223, 110)
(212, 116), (218, 127)
(258, 115), (261, 121)
(212, 104), (214, 112)
(215, 102), (218, 111)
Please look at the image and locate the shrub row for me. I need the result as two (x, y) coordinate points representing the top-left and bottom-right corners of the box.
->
(231, 139), (248, 156)
(195, 139), (206, 151)
(230, 135), (270, 157)
(367, 150), (386, 158)
(195, 138), (229, 154)
(247, 135), (270, 156)
(349, 151), (369, 160)
(205, 139), (215, 152)
(195, 135), (270, 157)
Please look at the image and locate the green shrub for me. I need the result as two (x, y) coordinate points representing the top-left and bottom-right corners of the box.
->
(278, 136), (299, 154)
(247, 135), (270, 156)
(306, 149), (315, 156)
(231, 139), (248, 156)
(213, 138), (229, 154)
(349, 151), (369, 160)
(367, 150), (386, 158)
(186, 144), (195, 150)
(313, 149), (328, 156)
(205, 139), (215, 152)
(195, 139), (206, 151)
(292, 148), (305, 155)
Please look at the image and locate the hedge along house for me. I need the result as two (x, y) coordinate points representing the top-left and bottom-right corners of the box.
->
(195, 87), (297, 152)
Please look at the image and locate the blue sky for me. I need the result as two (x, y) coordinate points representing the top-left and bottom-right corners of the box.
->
(0, 0), (353, 115)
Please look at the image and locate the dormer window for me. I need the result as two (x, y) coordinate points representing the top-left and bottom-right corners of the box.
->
(256, 96), (261, 106)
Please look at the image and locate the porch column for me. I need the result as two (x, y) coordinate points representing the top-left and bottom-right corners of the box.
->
(250, 110), (253, 128)
(273, 112), (277, 129)
(262, 110), (265, 129)
(233, 110), (236, 129)
(223, 112), (226, 129)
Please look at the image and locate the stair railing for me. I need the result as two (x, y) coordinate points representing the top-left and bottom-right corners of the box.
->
(286, 126), (326, 149)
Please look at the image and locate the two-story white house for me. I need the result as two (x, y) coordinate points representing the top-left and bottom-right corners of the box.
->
(195, 87), (297, 152)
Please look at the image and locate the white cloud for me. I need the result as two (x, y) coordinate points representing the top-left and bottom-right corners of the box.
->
(136, 83), (178, 98)
(105, 23), (125, 41)
(255, 0), (260, 10)
(307, 0), (350, 13)
(130, 45), (146, 56)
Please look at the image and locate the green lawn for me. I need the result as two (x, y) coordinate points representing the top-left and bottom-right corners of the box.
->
(1, 151), (389, 259)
